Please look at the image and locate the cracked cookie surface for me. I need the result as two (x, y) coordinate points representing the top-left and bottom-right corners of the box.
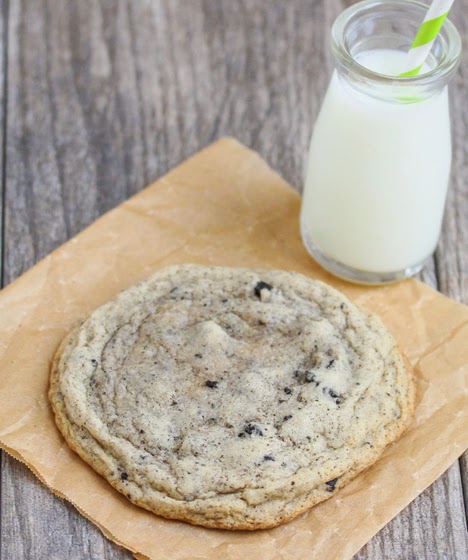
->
(49, 264), (414, 529)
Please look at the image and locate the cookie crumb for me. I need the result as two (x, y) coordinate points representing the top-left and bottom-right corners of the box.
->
(205, 380), (219, 389)
(326, 478), (338, 491)
(327, 389), (344, 405)
(254, 281), (273, 299)
(243, 423), (263, 436)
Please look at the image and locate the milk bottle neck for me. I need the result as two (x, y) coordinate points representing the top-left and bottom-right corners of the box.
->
(331, 0), (461, 104)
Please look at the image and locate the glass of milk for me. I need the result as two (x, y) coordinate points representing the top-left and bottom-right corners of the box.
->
(301, 0), (462, 284)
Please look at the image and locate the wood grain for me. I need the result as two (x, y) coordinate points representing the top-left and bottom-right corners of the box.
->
(1, 1), (467, 559)
(2, 1), (130, 558)
(0, 0), (5, 286)
(0, 1), (6, 557)
(355, 462), (468, 560)
(436, 3), (468, 521)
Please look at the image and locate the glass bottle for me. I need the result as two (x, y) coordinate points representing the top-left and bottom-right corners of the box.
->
(301, 0), (462, 284)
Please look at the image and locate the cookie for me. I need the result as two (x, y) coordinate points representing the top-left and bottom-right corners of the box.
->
(49, 264), (414, 530)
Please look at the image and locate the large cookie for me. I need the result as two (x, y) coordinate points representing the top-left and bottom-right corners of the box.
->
(49, 265), (414, 530)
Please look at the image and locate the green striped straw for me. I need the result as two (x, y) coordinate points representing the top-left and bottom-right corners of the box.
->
(400, 0), (455, 77)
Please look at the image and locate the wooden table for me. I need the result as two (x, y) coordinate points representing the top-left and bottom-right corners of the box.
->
(1, 1), (466, 558)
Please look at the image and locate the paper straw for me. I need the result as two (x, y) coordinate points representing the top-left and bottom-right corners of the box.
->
(399, 0), (455, 77)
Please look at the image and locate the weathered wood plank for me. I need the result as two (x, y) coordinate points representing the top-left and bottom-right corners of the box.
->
(355, 462), (468, 560)
(0, 0), (5, 286)
(2, 0), (131, 558)
(1, 1), (467, 559)
(0, 1), (7, 557)
(1, 459), (130, 560)
(435, 0), (468, 522)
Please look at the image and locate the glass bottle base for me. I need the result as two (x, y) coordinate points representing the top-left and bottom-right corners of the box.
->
(301, 227), (425, 285)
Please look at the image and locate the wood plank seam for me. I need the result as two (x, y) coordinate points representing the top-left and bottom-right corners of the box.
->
(0, 1), (10, 559)
(43, 1), (71, 242)
(461, 470), (468, 525)
(0, 0), (8, 290)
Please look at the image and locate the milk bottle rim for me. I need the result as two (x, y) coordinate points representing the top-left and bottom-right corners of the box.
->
(331, 0), (461, 102)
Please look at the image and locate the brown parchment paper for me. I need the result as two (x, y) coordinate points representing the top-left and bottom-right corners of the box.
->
(0, 138), (467, 560)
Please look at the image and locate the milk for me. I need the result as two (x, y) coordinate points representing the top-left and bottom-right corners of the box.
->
(301, 49), (451, 275)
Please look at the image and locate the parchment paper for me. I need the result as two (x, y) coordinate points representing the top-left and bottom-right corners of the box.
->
(0, 138), (467, 560)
